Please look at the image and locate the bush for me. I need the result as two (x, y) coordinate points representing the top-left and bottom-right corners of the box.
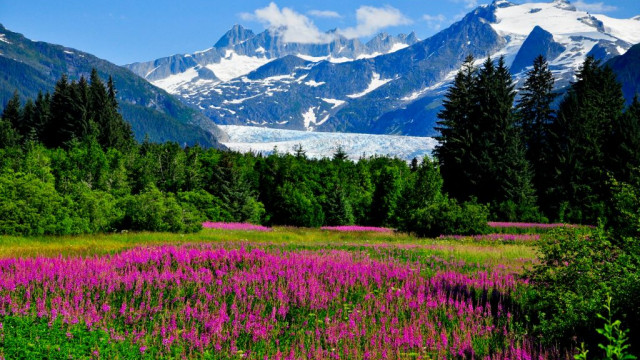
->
(523, 226), (640, 356)
(67, 183), (122, 233)
(177, 190), (232, 223)
(404, 198), (489, 237)
(273, 182), (324, 227)
(0, 171), (74, 235)
(118, 186), (201, 233)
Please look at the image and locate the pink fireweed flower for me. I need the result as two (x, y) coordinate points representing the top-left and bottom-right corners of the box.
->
(0, 244), (536, 359)
(488, 222), (587, 229)
(202, 222), (271, 231)
(439, 234), (540, 243)
(321, 225), (393, 232)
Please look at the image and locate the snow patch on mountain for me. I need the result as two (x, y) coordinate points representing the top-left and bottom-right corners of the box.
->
(388, 42), (409, 53)
(304, 79), (326, 87)
(302, 107), (317, 130)
(321, 98), (346, 108)
(152, 67), (201, 94)
(594, 14), (640, 44)
(219, 125), (436, 161)
(205, 51), (272, 82)
(346, 73), (394, 98)
(0, 34), (11, 44)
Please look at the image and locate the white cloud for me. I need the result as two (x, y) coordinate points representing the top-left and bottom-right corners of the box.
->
(422, 14), (447, 30)
(308, 10), (342, 18)
(572, 1), (617, 12)
(338, 6), (412, 39)
(241, 2), (334, 44)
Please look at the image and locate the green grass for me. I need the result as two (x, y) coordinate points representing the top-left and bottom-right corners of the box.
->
(0, 227), (539, 272)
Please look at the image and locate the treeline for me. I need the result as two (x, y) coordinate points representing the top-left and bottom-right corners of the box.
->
(436, 55), (640, 225)
(0, 70), (489, 235)
(0, 69), (134, 151)
(1, 55), (639, 236)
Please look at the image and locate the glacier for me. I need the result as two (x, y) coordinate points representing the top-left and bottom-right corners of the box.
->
(219, 125), (437, 162)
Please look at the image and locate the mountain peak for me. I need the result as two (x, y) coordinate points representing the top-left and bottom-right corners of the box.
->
(552, 0), (576, 11)
(491, 0), (514, 8)
(214, 24), (255, 49)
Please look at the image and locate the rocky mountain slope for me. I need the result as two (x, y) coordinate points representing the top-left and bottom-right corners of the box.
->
(0, 25), (227, 147)
(129, 0), (640, 136)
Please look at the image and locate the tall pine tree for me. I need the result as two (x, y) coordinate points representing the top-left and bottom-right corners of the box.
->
(549, 56), (626, 223)
(436, 56), (536, 218)
(609, 95), (640, 184)
(516, 55), (557, 216)
(434, 55), (477, 200)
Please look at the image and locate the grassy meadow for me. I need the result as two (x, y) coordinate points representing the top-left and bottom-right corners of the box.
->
(0, 227), (552, 359)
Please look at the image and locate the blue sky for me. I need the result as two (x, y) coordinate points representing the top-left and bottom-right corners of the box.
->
(0, 0), (638, 65)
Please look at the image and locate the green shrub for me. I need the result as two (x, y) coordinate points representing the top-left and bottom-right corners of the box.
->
(0, 171), (73, 235)
(118, 186), (200, 233)
(66, 183), (122, 233)
(177, 190), (232, 222)
(404, 198), (489, 237)
(524, 226), (640, 356)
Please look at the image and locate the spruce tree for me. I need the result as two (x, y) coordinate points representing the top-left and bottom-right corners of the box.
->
(33, 92), (50, 143)
(434, 55), (477, 200)
(549, 56), (626, 223)
(516, 55), (556, 215)
(20, 99), (36, 142)
(46, 74), (76, 147)
(477, 57), (536, 214)
(609, 95), (640, 184)
(2, 91), (21, 133)
(75, 76), (92, 138)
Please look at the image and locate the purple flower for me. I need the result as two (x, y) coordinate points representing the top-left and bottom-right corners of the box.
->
(202, 222), (271, 231)
(321, 225), (393, 232)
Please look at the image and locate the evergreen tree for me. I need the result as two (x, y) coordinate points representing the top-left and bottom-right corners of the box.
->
(485, 57), (537, 216)
(0, 117), (20, 148)
(324, 185), (355, 226)
(437, 55), (535, 215)
(102, 75), (134, 151)
(516, 56), (556, 211)
(33, 92), (51, 142)
(609, 95), (640, 184)
(2, 91), (22, 133)
(46, 74), (76, 147)
(75, 76), (92, 139)
(549, 56), (626, 223)
(20, 99), (36, 142)
(434, 55), (477, 200)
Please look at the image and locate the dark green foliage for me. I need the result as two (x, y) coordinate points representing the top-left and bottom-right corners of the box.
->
(548, 57), (626, 224)
(0, 117), (20, 148)
(524, 224), (640, 357)
(119, 186), (200, 233)
(516, 55), (557, 216)
(0, 171), (72, 236)
(2, 91), (22, 133)
(609, 96), (640, 185)
(406, 198), (489, 238)
(370, 164), (404, 227)
(273, 182), (325, 227)
(324, 185), (355, 226)
(435, 55), (476, 201)
(435, 56), (536, 220)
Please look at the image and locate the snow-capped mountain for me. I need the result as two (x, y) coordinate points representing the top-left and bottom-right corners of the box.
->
(125, 25), (418, 92)
(126, 0), (640, 137)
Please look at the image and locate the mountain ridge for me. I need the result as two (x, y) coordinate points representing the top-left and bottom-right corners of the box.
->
(125, 0), (640, 137)
(0, 24), (227, 148)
